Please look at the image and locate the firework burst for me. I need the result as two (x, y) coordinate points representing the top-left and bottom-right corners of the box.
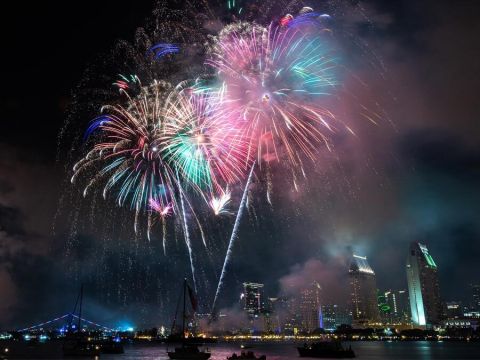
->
(163, 81), (250, 192)
(65, 1), (387, 308)
(206, 19), (340, 169)
(72, 80), (178, 231)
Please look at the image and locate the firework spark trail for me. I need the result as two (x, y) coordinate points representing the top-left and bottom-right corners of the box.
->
(211, 162), (255, 315)
(178, 179), (198, 293)
(147, 43), (180, 59)
(149, 198), (172, 254)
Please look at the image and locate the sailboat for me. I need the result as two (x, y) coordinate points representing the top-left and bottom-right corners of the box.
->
(62, 285), (102, 357)
(167, 279), (211, 360)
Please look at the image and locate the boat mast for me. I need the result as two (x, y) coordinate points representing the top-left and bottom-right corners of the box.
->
(77, 284), (83, 332)
(69, 286), (81, 332)
(182, 278), (186, 341)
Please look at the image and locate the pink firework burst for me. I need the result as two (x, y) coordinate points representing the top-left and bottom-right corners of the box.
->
(206, 20), (341, 169)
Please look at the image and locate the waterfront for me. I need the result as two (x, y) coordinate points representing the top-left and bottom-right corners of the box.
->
(99, 341), (480, 360)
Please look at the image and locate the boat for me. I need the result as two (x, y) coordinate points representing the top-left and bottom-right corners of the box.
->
(62, 337), (101, 357)
(168, 344), (211, 360)
(167, 279), (211, 360)
(0, 339), (63, 359)
(297, 341), (355, 358)
(166, 334), (217, 344)
(227, 350), (266, 360)
(96, 339), (124, 354)
(62, 285), (101, 357)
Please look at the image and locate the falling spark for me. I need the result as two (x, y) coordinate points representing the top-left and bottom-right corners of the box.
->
(209, 190), (232, 215)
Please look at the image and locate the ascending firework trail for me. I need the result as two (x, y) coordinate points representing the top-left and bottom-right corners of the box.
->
(211, 162), (256, 315)
(178, 178), (198, 294)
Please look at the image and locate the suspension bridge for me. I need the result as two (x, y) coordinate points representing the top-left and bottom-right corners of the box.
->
(17, 314), (115, 333)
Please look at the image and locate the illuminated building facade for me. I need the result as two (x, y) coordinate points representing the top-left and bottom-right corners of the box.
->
(471, 284), (480, 311)
(349, 254), (379, 326)
(274, 296), (298, 334)
(406, 242), (442, 327)
(261, 297), (276, 333)
(383, 289), (411, 323)
(320, 304), (337, 331)
(446, 301), (463, 319)
(299, 283), (321, 332)
(243, 282), (264, 318)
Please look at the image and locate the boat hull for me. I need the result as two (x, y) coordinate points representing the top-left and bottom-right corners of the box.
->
(0, 340), (63, 359)
(63, 339), (101, 357)
(297, 347), (355, 358)
(227, 355), (266, 360)
(167, 351), (211, 359)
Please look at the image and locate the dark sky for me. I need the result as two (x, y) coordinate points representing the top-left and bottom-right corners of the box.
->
(1, 0), (479, 330)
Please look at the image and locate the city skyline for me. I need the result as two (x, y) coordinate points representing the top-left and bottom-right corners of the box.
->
(218, 243), (479, 334)
(3, 240), (480, 333)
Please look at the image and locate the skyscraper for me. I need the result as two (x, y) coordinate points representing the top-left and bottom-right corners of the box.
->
(319, 304), (352, 331)
(299, 282), (321, 332)
(275, 296), (300, 334)
(406, 242), (442, 327)
(261, 297), (276, 333)
(471, 284), (480, 311)
(383, 289), (411, 324)
(320, 304), (338, 331)
(445, 301), (463, 319)
(243, 282), (264, 318)
(349, 254), (380, 326)
(396, 290), (411, 323)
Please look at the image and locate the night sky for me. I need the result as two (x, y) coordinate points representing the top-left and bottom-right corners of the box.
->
(1, 0), (479, 330)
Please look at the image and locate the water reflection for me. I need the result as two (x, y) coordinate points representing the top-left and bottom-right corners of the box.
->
(100, 341), (480, 360)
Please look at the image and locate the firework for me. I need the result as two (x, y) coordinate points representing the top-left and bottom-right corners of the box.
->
(72, 81), (178, 230)
(211, 162), (255, 314)
(113, 74), (141, 92)
(178, 180), (198, 292)
(68, 1), (380, 308)
(206, 19), (340, 169)
(148, 197), (172, 253)
(147, 43), (180, 60)
(149, 198), (173, 218)
(163, 81), (250, 192)
(209, 189), (232, 216)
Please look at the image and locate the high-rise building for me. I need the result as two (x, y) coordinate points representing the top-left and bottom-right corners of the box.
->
(275, 296), (300, 334)
(334, 305), (353, 327)
(383, 289), (411, 324)
(320, 304), (337, 331)
(320, 304), (353, 331)
(378, 290), (391, 322)
(349, 254), (380, 326)
(300, 282), (321, 332)
(261, 297), (276, 333)
(243, 282), (264, 318)
(406, 242), (442, 327)
(396, 290), (411, 323)
(446, 301), (463, 319)
(471, 284), (480, 311)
